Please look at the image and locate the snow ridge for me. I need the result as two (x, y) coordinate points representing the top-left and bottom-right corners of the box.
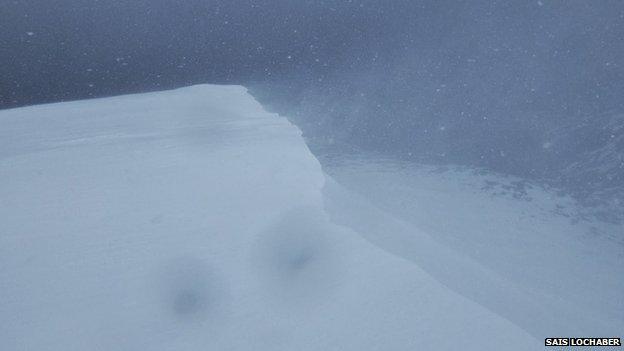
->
(1, 85), (540, 350)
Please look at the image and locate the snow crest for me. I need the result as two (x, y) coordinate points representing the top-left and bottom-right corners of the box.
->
(0, 85), (538, 350)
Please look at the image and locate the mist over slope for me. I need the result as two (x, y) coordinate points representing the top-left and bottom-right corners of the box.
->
(249, 1), (624, 219)
(2, 0), (623, 217)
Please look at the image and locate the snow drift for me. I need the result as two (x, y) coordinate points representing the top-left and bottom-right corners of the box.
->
(1, 85), (547, 350)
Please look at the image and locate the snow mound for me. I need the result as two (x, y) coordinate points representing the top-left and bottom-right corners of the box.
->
(0, 85), (538, 350)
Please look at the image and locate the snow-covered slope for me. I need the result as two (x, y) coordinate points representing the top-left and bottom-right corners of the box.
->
(320, 156), (624, 340)
(0, 85), (539, 350)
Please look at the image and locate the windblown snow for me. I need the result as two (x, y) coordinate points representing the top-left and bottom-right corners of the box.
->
(0, 85), (604, 350)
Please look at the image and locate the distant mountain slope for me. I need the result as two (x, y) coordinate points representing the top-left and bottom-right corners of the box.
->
(554, 113), (624, 222)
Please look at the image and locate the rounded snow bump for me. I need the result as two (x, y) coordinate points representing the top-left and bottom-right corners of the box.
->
(156, 256), (226, 322)
(251, 206), (342, 306)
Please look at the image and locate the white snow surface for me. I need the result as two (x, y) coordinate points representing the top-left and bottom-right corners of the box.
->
(321, 156), (624, 340)
(1, 85), (549, 350)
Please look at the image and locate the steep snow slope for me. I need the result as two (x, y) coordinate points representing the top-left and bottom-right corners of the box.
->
(320, 154), (624, 339)
(0, 85), (539, 350)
